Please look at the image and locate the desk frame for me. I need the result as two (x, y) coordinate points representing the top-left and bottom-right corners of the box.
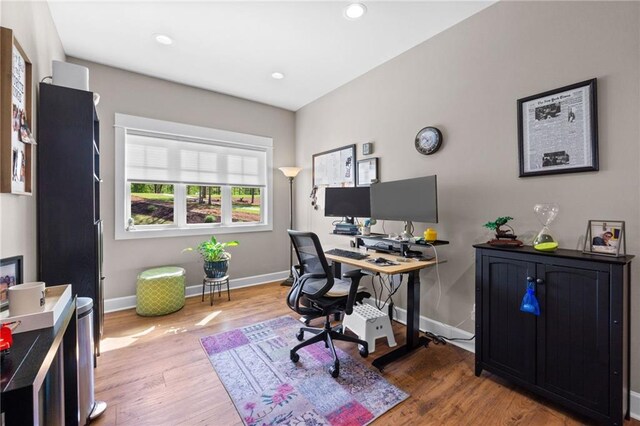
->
(325, 251), (436, 371)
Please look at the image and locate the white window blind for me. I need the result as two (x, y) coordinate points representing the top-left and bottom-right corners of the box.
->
(126, 132), (268, 187)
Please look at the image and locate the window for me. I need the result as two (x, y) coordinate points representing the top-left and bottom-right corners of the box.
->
(186, 185), (221, 224)
(115, 114), (273, 239)
(231, 187), (262, 223)
(130, 183), (175, 225)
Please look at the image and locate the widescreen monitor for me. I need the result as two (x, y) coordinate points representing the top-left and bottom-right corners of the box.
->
(370, 175), (438, 223)
(324, 187), (371, 218)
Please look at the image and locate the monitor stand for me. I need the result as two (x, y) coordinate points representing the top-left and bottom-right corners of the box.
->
(343, 216), (355, 224)
(400, 221), (414, 240)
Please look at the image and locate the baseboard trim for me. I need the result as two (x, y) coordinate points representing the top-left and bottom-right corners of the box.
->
(364, 298), (475, 353)
(631, 391), (640, 420)
(104, 270), (289, 313)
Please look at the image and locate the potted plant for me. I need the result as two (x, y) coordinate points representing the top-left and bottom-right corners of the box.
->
(483, 216), (516, 239)
(184, 236), (239, 278)
(483, 216), (523, 247)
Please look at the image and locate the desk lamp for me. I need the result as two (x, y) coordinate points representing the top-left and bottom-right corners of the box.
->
(279, 166), (302, 286)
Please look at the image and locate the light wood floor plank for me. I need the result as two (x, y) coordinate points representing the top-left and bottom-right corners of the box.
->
(92, 282), (638, 425)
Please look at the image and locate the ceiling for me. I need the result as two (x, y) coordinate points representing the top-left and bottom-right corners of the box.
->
(47, 1), (494, 111)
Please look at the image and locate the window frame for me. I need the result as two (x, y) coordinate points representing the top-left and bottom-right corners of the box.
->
(115, 114), (273, 240)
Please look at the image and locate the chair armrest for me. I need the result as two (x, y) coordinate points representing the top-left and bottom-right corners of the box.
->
(292, 265), (302, 280)
(342, 269), (362, 279)
(287, 272), (326, 313)
(295, 273), (327, 298)
(342, 269), (364, 315)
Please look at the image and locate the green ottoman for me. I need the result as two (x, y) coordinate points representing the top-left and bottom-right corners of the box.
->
(136, 266), (186, 316)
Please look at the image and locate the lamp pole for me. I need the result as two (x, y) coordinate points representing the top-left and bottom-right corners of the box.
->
(278, 167), (302, 286)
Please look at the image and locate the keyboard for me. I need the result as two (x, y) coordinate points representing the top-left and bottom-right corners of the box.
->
(325, 248), (370, 260)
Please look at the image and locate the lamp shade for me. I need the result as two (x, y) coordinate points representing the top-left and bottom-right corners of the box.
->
(278, 167), (302, 178)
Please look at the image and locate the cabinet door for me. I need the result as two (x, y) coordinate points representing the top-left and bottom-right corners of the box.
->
(482, 255), (537, 382)
(536, 263), (610, 415)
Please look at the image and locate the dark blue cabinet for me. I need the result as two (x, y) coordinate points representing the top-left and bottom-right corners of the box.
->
(474, 244), (632, 425)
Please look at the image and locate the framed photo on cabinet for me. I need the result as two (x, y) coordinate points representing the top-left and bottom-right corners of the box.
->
(583, 220), (626, 257)
(1, 27), (34, 195)
(0, 255), (23, 312)
(517, 79), (598, 177)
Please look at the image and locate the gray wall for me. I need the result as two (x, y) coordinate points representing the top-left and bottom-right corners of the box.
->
(68, 58), (296, 300)
(0, 2), (65, 279)
(295, 1), (640, 391)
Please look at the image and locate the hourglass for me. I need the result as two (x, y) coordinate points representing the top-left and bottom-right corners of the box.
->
(533, 203), (559, 251)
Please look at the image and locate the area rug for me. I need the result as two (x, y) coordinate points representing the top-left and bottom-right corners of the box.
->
(200, 315), (408, 426)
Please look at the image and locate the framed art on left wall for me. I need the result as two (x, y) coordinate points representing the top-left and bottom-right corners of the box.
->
(1, 26), (34, 195)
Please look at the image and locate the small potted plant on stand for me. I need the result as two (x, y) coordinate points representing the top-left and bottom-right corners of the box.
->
(184, 236), (239, 278)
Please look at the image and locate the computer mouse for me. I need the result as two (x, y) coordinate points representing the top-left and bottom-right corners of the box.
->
(375, 257), (387, 264)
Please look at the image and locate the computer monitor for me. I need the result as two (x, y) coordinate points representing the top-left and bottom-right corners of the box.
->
(324, 187), (371, 221)
(370, 175), (438, 237)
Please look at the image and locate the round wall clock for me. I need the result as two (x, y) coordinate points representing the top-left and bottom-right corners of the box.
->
(415, 127), (443, 155)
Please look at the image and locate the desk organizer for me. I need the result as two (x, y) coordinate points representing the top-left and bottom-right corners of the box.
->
(0, 284), (71, 334)
(342, 303), (397, 353)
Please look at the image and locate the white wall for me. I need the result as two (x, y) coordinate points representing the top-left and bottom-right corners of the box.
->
(68, 58), (296, 300)
(295, 1), (640, 391)
(0, 1), (65, 279)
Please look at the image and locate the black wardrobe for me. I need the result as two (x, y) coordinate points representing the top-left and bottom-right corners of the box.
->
(38, 83), (104, 357)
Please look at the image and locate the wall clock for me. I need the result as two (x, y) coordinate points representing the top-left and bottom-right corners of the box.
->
(415, 127), (443, 155)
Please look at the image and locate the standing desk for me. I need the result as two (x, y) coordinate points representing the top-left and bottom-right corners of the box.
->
(324, 250), (438, 371)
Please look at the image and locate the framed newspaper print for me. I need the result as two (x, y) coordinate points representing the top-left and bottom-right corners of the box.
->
(517, 79), (598, 177)
(1, 27), (34, 195)
(583, 220), (626, 257)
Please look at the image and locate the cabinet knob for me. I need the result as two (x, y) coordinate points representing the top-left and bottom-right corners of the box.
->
(526, 276), (534, 282)
(536, 278), (544, 285)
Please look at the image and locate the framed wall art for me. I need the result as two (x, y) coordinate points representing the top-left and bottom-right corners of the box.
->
(1, 26), (34, 195)
(356, 157), (378, 186)
(312, 144), (356, 187)
(583, 220), (626, 257)
(0, 255), (23, 311)
(517, 79), (598, 177)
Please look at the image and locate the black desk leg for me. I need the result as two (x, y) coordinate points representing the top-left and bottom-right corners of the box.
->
(372, 270), (429, 371)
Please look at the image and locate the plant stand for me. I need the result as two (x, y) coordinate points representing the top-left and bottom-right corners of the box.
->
(202, 275), (230, 306)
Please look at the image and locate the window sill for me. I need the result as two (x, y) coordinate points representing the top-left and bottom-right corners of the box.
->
(114, 223), (273, 240)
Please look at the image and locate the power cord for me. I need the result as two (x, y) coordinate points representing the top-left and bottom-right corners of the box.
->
(424, 331), (476, 345)
(425, 242), (442, 311)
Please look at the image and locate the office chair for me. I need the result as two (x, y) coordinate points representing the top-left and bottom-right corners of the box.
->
(287, 230), (370, 378)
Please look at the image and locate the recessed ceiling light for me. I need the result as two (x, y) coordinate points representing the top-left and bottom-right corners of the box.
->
(154, 34), (173, 46)
(344, 3), (367, 20)
(271, 72), (285, 80)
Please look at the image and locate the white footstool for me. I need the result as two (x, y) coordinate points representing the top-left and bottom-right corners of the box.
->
(342, 303), (397, 353)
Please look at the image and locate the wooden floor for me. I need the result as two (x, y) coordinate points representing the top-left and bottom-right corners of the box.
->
(93, 282), (638, 426)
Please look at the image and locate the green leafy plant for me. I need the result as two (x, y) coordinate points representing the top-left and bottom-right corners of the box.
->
(204, 215), (216, 223)
(483, 216), (514, 234)
(183, 235), (239, 261)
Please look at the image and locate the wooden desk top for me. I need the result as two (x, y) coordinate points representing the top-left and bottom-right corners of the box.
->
(325, 249), (438, 275)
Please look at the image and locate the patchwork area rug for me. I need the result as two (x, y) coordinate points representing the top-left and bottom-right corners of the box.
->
(200, 315), (408, 426)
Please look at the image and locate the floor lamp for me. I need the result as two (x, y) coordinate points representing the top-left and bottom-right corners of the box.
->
(279, 166), (302, 286)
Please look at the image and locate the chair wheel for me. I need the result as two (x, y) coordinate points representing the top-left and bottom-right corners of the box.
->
(296, 330), (304, 341)
(359, 345), (369, 358)
(290, 351), (299, 363)
(329, 364), (339, 378)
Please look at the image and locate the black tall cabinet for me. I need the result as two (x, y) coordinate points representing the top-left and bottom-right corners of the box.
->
(38, 83), (103, 357)
(474, 244), (633, 425)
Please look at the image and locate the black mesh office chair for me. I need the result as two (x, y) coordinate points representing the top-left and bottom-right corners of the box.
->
(287, 230), (370, 378)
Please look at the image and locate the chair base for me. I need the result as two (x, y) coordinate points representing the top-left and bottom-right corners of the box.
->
(290, 316), (369, 378)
